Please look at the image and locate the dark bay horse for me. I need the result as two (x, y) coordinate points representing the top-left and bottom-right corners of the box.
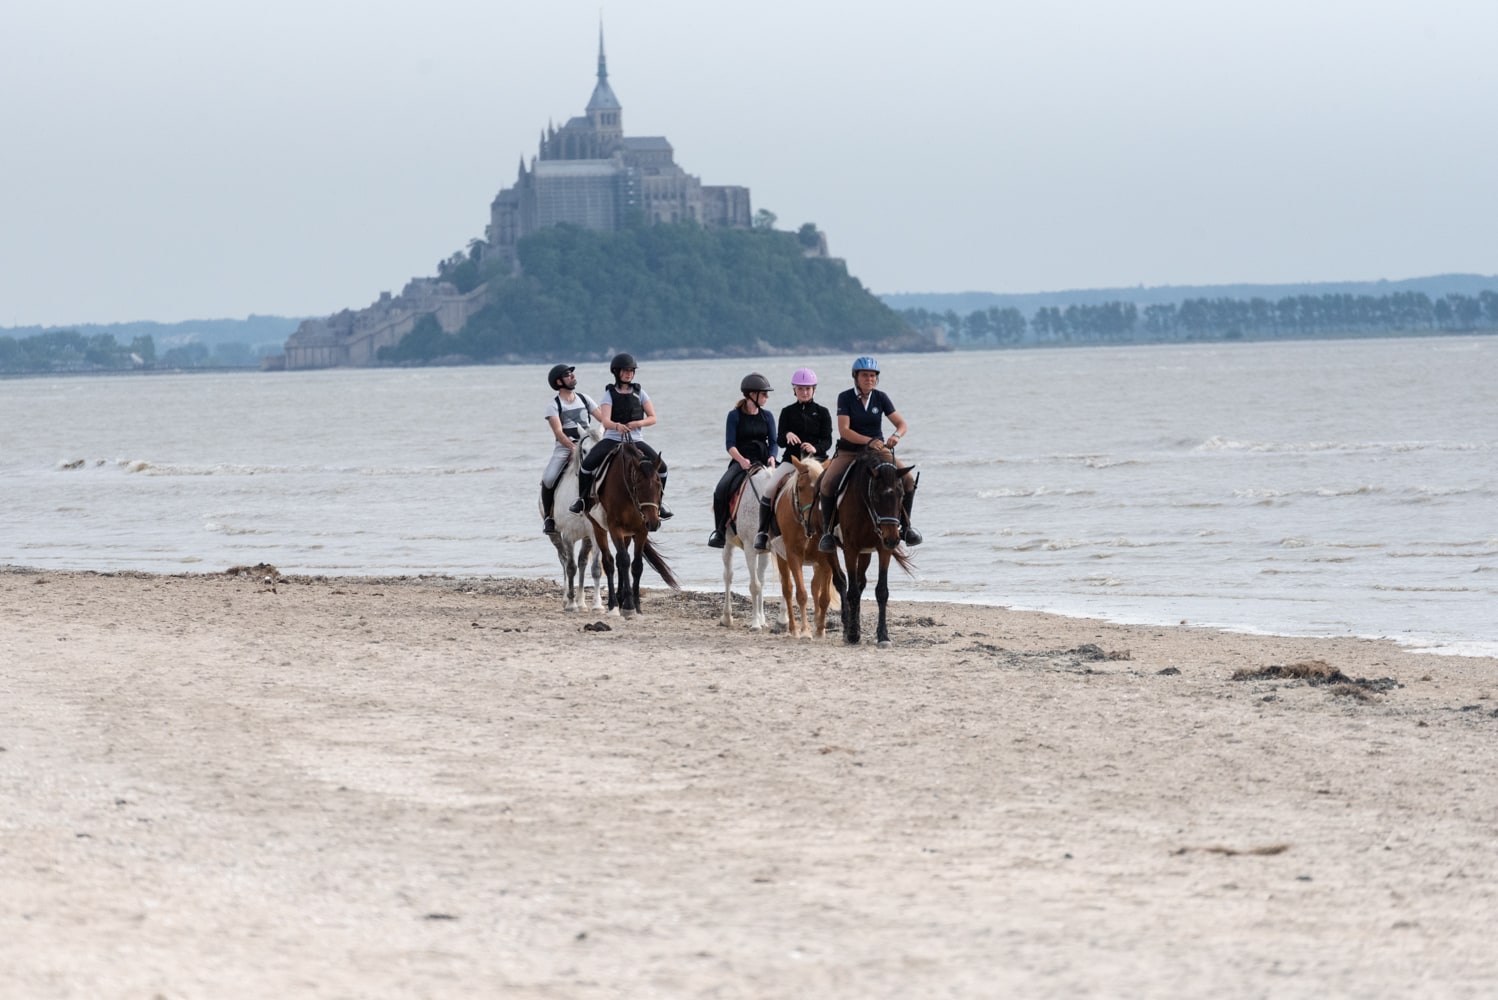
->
(830, 441), (915, 648)
(588, 437), (678, 617)
(772, 456), (844, 638)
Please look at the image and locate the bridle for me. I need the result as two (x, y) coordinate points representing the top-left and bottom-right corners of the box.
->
(863, 455), (905, 534)
(619, 438), (660, 523)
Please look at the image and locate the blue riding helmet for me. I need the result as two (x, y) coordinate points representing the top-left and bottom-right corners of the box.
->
(851, 355), (880, 376)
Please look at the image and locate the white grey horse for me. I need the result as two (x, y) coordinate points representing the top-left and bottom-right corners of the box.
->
(546, 422), (605, 612)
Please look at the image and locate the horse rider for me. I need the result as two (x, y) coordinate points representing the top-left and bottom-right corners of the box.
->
(752, 366), (833, 551)
(708, 372), (779, 548)
(568, 352), (673, 521)
(817, 355), (923, 552)
(539, 363), (596, 535)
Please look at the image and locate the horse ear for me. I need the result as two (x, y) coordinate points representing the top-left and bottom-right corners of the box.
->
(901, 465), (916, 477)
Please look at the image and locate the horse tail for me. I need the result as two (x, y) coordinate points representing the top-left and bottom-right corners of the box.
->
(643, 538), (679, 590)
(892, 546), (916, 577)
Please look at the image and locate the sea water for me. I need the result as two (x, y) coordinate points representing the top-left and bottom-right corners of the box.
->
(3, 336), (1494, 656)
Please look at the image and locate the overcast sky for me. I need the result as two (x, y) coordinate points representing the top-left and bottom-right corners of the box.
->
(4, 0), (1497, 327)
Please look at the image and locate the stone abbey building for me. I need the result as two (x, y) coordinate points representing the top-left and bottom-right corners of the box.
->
(283, 35), (752, 369)
(487, 33), (752, 267)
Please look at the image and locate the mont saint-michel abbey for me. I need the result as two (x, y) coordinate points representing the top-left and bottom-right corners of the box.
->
(488, 37), (752, 266)
(282, 36), (752, 369)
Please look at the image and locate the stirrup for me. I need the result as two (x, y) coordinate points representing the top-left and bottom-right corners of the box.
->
(707, 530), (725, 549)
(567, 497), (585, 514)
(542, 517), (557, 535)
(901, 525), (924, 546)
(658, 503), (673, 519)
(818, 532), (837, 553)
(753, 532), (770, 551)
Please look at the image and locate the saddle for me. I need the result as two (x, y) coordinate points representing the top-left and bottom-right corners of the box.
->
(585, 447), (617, 500)
(725, 464), (764, 532)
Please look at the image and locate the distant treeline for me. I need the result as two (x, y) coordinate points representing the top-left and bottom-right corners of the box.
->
(901, 290), (1498, 346)
(379, 221), (911, 364)
(0, 330), (274, 373)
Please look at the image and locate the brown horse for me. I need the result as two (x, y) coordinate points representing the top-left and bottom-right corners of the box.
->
(771, 456), (844, 638)
(830, 441), (915, 647)
(588, 438), (678, 617)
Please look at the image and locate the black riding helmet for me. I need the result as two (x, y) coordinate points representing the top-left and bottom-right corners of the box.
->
(547, 363), (575, 390)
(610, 352), (638, 379)
(740, 372), (773, 395)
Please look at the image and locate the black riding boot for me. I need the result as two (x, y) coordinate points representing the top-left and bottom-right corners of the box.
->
(753, 498), (773, 551)
(817, 494), (839, 553)
(540, 483), (557, 534)
(900, 489), (923, 546)
(707, 490), (726, 548)
(568, 471), (594, 514)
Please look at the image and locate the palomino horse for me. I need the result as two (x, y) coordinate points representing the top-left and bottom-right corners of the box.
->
(770, 456), (844, 638)
(588, 436), (678, 617)
(829, 441), (915, 648)
(720, 463), (785, 631)
(546, 421), (605, 613)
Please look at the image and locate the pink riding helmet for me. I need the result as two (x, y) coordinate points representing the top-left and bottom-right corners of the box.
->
(790, 367), (818, 386)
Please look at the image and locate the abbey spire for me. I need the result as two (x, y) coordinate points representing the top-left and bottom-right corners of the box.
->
(586, 24), (623, 141)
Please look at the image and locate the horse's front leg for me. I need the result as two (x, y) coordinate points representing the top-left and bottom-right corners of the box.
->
(775, 555), (798, 637)
(585, 540), (604, 612)
(720, 544), (736, 628)
(555, 537), (578, 612)
(747, 552), (767, 631)
(614, 537), (634, 617)
(874, 555), (893, 649)
(792, 558), (812, 637)
(843, 550), (868, 645)
(629, 535), (646, 616)
(810, 559), (830, 639)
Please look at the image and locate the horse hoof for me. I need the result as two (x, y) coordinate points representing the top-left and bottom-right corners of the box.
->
(878, 639), (893, 649)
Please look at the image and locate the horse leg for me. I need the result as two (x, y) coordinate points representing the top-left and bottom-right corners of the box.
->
(553, 535), (577, 612)
(564, 544), (579, 612)
(748, 551), (766, 631)
(585, 540), (604, 612)
(875, 554), (893, 649)
(793, 555), (813, 637)
(614, 535), (634, 617)
(810, 557), (829, 638)
(720, 544), (736, 628)
(630, 533), (647, 615)
(774, 554), (796, 637)
(843, 550), (869, 645)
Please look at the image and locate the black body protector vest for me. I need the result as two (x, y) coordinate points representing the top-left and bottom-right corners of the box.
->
(607, 383), (645, 427)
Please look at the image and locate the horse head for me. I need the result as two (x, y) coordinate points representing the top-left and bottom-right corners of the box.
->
(862, 447), (906, 551)
(628, 444), (664, 532)
(789, 455), (824, 516)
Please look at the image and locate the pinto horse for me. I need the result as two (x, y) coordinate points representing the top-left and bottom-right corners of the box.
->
(546, 421), (605, 613)
(770, 456), (844, 638)
(719, 463), (783, 631)
(829, 441), (915, 648)
(588, 437), (678, 617)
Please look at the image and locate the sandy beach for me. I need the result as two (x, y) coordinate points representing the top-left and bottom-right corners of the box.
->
(3, 565), (1496, 998)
